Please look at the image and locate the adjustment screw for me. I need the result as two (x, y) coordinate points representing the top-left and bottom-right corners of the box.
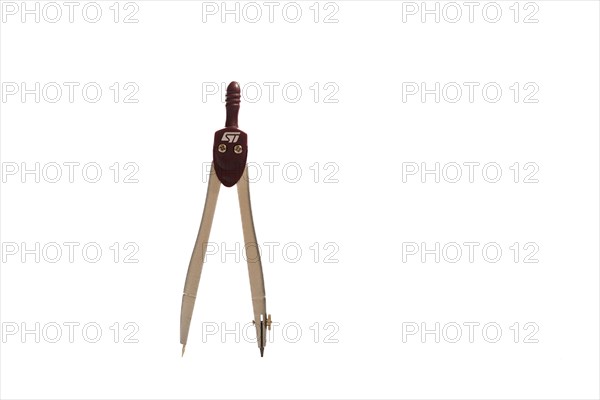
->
(234, 145), (243, 154)
(218, 144), (227, 153)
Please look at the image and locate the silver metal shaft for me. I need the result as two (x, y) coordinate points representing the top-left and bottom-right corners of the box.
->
(180, 163), (221, 354)
(237, 167), (268, 356)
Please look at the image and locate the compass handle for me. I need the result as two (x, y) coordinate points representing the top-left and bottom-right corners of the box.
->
(225, 81), (240, 128)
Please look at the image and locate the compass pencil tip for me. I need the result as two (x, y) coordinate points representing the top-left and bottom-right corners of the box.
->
(260, 347), (264, 357)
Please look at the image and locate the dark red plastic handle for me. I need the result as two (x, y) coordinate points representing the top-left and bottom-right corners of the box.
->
(225, 82), (240, 128)
(213, 82), (248, 187)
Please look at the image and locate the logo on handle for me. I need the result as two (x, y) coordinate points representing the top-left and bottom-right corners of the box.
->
(222, 132), (240, 143)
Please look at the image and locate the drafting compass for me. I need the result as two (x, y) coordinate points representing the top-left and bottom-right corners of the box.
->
(180, 81), (271, 357)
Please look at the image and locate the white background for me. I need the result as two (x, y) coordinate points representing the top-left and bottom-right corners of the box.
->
(1, 1), (599, 399)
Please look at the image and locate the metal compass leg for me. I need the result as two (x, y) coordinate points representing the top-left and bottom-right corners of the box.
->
(237, 167), (270, 356)
(180, 164), (221, 355)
